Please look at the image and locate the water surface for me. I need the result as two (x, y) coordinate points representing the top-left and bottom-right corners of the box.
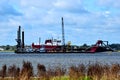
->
(0, 52), (120, 73)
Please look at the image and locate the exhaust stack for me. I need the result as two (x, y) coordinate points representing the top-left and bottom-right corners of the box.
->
(16, 26), (25, 52)
(17, 26), (21, 49)
(22, 30), (25, 48)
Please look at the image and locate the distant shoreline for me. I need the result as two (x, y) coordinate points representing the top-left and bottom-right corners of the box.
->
(0, 50), (14, 53)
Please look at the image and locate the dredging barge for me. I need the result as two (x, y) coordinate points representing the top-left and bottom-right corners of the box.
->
(15, 18), (113, 53)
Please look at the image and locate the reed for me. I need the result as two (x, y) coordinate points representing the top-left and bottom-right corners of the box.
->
(69, 65), (79, 80)
(53, 66), (66, 76)
(0, 62), (120, 80)
(37, 64), (48, 80)
(45, 66), (66, 80)
(7, 64), (20, 78)
(20, 61), (33, 80)
(110, 63), (120, 79)
(0, 64), (7, 78)
(78, 63), (86, 77)
(69, 64), (86, 80)
(37, 64), (46, 77)
(87, 63), (104, 80)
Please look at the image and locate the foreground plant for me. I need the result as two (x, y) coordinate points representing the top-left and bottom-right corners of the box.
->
(0, 62), (120, 80)
(20, 61), (33, 80)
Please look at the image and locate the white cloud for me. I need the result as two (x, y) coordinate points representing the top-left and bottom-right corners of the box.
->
(53, 0), (82, 8)
(97, 0), (120, 8)
(53, 0), (67, 8)
(0, 0), (120, 45)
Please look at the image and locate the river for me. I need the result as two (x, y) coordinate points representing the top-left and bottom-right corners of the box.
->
(0, 52), (120, 73)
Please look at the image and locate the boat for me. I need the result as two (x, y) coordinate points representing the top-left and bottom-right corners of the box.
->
(15, 18), (114, 54)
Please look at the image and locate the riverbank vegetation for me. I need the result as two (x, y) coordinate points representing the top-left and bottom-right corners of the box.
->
(0, 61), (120, 80)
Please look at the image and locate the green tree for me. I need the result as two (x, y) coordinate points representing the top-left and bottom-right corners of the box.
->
(6, 45), (10, 50)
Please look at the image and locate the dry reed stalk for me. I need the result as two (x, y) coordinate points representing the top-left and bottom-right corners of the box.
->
(54, 66), (66, 77)
(78, 63), (86, 77)
(110, 63), (120, 79)
(0, 62), (120, 80)
(87, 63), (104, 80)
(0, 65), (7, 79)
(45, 66), (66, 80)
(20, 61), (33, 80)
(37, 64), (46, 77)
(7, 64), (20, 78)
(37, 64), (49, 80)
(69, 65), (79, 80)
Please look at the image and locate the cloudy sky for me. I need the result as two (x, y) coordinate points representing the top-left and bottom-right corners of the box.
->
(0, 0), (120, 45)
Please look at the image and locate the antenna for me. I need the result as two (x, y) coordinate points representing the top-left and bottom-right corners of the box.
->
(39, 37), (41, 45)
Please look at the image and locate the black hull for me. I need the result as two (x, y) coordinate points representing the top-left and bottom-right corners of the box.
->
(15, 50), (114, 54)
(15, 51), (95, 54)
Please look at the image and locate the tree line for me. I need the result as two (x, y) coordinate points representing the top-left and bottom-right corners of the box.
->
(0, 45), (16, 51)
(109, 44), (120, 51)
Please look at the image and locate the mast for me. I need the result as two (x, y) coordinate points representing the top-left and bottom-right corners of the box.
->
(62, 17), (65, 52)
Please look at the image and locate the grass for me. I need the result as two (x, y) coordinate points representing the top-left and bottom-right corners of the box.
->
(0, 62), (120, 80)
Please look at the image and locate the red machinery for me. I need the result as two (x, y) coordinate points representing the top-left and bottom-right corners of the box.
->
(86, 40), (113, 52)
